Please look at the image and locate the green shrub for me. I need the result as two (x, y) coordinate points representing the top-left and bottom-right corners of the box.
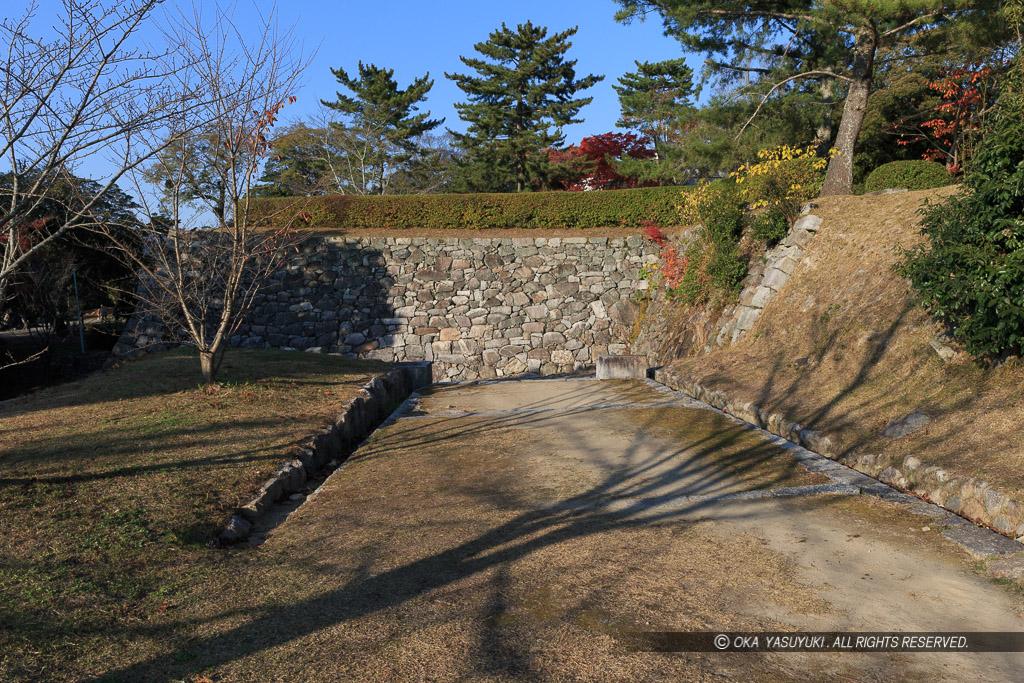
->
(706, 242), (747, 292)
(898, 64), (1024, 358)
(864, 160), (952, 193)
(749, 208), (789, 244)
(250, 186), (686, 230)
(671, 180), (747, 303)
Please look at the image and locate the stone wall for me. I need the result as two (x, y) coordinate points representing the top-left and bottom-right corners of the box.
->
(115, 235), (660, 382)
(713, 213), (823, 346)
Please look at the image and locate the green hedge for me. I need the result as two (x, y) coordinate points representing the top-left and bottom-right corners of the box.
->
(864, 160), (953, 193)
(250, 186), (687, 230)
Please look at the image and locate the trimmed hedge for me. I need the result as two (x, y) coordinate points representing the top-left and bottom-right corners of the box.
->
(250, 186), (687, 230)
(864, 160), (953, 193)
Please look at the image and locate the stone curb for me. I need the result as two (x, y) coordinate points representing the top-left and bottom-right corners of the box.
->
(646, 373), (1024, 580)
(218, 361), (432, 545)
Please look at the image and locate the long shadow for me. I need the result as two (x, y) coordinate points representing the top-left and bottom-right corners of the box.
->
(93, 379), (811, 681)
(358, 382), (791, 502)
(694, 300), (919, 460)
(0, 438), (282, 487)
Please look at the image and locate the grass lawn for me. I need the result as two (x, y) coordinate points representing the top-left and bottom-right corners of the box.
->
(0, 348), (389, 681)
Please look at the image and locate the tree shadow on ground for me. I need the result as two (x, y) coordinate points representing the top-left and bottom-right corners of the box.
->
(91, 381), (817, 681)
(693, 300), (933, 459)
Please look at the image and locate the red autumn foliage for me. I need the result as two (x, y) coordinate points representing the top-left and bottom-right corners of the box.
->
(0, 217), (51, 252)
(895, 63), (996, 174)
(549, 132), (655, 191)
(641, 220), (688, 289)
(643, 221), (668, 246)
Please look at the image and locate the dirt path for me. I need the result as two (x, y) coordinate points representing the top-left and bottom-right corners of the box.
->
(104, 377), (1024, 681)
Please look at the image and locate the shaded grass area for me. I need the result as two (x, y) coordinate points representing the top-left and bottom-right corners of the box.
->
(0, 348), (388, 680)
(665, 187), (1024, 500)
(0, 319), (125, 400)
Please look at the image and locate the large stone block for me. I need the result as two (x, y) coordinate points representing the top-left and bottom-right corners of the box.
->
(439, 328), (461, 341)
(762, 268), (791, 291)
(596, 355), (648, 380)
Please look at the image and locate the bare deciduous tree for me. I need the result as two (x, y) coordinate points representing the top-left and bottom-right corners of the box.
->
(0, 0), (188, 325)
(105, 3), (313, 383)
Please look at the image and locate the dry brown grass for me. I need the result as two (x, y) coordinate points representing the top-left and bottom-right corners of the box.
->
(0, 365), (835, 681)
(666, 187), (1024, 499)
(0, 348), (388, 681)
(127, 405), (830, 682)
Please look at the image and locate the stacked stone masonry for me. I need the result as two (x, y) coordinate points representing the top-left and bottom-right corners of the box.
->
(715, 213), (824, 346)
(655, 367), (1024, 544)
(116, 236), (661, 383)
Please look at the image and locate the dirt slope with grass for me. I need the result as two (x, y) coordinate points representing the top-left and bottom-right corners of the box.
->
(660, 187), (1024, 513)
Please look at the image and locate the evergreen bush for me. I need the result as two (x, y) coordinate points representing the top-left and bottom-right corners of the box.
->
(250, 186), (686, 230)
(864, 160), (952, 193)
(898, 64), (1024, 357)
(749, 208), (789, 244)
(675, 180), (747, 302)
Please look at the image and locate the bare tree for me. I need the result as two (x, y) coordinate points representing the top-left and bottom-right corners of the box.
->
(105, 3), (312, 383)
(0, 1), (193, 327)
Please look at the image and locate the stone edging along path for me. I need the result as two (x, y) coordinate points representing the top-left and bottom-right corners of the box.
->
(218, 361), (432, 545)
(653, 367), (1024, 562)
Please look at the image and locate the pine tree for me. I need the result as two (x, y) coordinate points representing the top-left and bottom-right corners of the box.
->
(321, 62), (442, 195)
(615, 0), (1005, 195)
(613, 59), (695, 185)
(615, 59), (693, 150)
(446, 22), (603, 193)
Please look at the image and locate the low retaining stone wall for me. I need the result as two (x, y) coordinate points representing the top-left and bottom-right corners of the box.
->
(654, 366), (1024, 544)
(716, 213), (824, 346)
(219, 361), (431, 544)
(115, 236), (660, 383)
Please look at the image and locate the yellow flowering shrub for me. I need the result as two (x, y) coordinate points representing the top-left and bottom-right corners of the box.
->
(653, 144), (837, 305)
(733, 145), (835, 223)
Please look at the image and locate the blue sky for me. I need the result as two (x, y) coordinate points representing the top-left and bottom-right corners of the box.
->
(19, 0), (699, 187)
(269, 0), (696, 142)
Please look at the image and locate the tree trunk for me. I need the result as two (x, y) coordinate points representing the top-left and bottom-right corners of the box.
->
(814, 80), (837, 158)
(820, 26), (877, 197)
(199, 345), (226, 384)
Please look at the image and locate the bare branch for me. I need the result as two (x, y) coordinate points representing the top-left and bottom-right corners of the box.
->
(882, 12), (941, 39)
(734, 70), (854, 141)
(704, 59), (772, 75)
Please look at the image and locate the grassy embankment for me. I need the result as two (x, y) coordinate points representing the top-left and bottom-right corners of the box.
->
(666, 187), (1024, 503)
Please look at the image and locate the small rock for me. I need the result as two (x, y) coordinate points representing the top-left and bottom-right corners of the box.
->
(878, 467), (905, 487)
(984, 488), (1006, 515)
(792, 214), (823, 233)
(289, 493), (306, 502)
(929, 338), (956, 362)
(219, 515), (252, 544)
(995, 516), (1016, 535)
(986, 557), (1024, 582)
(883, 413), (930, 439)
(922, 526), (931, 532)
